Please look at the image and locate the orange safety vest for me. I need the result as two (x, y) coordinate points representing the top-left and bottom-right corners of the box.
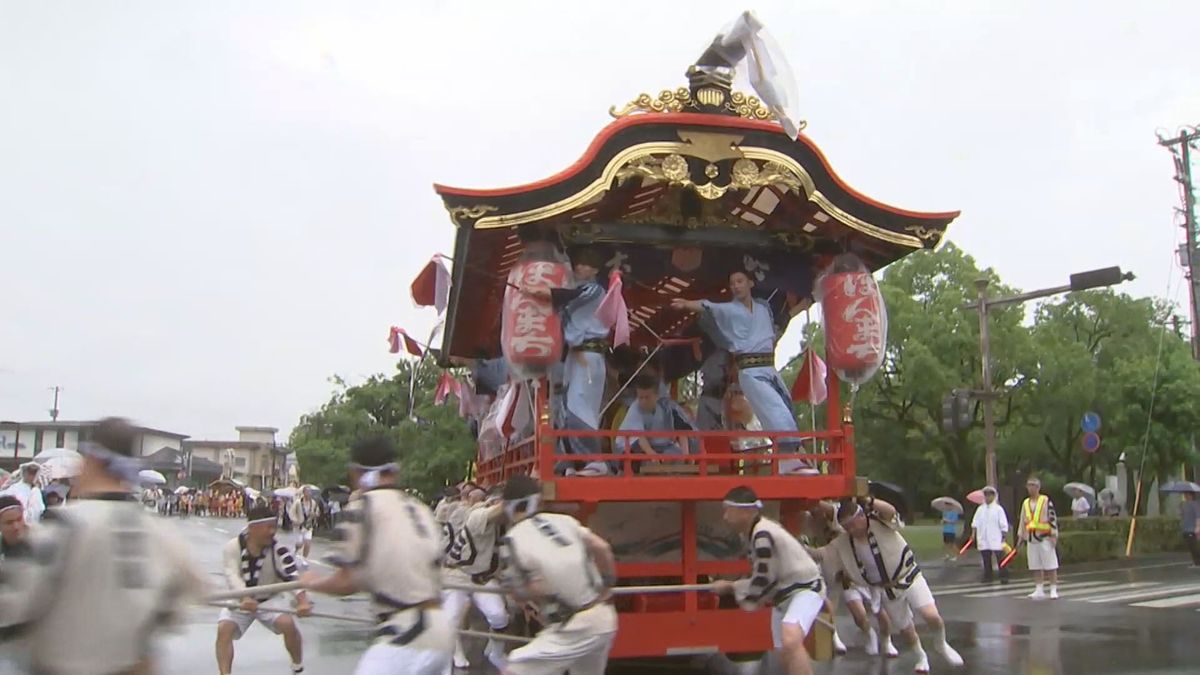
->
(1023, 495), (1052, 534)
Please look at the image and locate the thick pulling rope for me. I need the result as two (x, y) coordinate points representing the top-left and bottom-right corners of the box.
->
(208, 602), (534, 643)
(205, 580), (724, 604)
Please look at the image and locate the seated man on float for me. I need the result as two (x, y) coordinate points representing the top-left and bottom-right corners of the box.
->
(613, 376), (697, 474)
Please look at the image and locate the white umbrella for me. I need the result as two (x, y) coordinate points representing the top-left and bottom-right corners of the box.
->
(273, 486), (298, 500)
(138, 469), (167, 485)
(931, 497), (964, 514)
(174, 485), (191, 495)
(1064, 482), (1096, 500)
(34, 448), (82, 463)
(301, 484), (320, 495)
(244, 487), (261, 501)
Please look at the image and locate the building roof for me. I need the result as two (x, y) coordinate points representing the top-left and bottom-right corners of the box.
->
(182, 439), (293, 454)
(235, 426), (279, 433)
(0, 420), (189, 439)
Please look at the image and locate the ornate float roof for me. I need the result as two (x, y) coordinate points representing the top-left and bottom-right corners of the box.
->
(433, 80), (959, 362)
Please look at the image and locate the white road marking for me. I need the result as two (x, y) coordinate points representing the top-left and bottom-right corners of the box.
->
(930, 560), (1190, 594)
(962, 580), (1112, 599)
(1052, 581), (1158, 598)
(1131, 592), (1200, 609)
(1087, 582), (1200, 604)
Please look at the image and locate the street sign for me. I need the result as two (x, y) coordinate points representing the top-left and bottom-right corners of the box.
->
(1081, 412), (1101, 433)
(1082, 432), (1101, 454)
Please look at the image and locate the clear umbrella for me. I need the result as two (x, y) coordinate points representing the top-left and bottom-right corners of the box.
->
(138, 469), (167, 485)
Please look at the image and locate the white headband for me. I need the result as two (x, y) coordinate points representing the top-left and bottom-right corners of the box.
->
(246, 516), (276, 526)
(79, 441), (141, 483)
(723, 499), (763, 509)
(351, 462), (399, 489)
(838, 504), (865, 523)
(0, 504), (22, 515)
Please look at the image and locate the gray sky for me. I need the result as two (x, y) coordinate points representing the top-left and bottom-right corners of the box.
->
(2, 1), (1197, 441)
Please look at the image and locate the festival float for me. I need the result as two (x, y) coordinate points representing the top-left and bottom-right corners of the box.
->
(412, 12), (959, 664)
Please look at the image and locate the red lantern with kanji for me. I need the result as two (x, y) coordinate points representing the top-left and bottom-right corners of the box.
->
(501, 258), (568, 378)
(816, 254), (888, 386)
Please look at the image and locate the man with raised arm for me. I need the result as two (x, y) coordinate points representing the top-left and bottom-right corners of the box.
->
(672, 270), (817, 475)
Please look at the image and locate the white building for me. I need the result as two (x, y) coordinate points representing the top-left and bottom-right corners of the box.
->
(182, 426), (292, 490)
(0, 420), (188, 472)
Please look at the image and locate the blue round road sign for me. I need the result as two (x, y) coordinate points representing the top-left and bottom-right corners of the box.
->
(1081, 412), (1101, 433)
(1082, 432), (1101, 454)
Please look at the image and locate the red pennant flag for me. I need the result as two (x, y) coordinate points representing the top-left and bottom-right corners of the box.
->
(791, 349), (828, 404)
(595, 270), (631, 347)
(388, 327), (424, 357)
(411, 255), (451, 314)
(434, 371), (462, 405)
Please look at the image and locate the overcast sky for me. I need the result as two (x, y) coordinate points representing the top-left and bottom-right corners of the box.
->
(2, 1), (1197, 441)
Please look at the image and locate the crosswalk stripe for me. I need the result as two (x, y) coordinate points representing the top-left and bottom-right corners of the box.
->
(962, 580), (1112, 599)
(1087, 582), (1200, 604)
(926, 560), (1189, 593)
(1131, 592), (1200, 609)
(1052, 581), (1158, 598)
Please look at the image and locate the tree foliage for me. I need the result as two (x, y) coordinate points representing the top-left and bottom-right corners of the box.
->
(289, 360), (474, 500)
(785, 243), (1200, 510)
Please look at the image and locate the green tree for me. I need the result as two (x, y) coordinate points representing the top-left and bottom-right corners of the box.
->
(289, 361), (475, 499)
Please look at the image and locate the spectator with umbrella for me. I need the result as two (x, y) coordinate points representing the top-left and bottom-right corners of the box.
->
(1065, 482), (1094, 519)
(933, 497), (963, 562)
(1161, 481), (1200, 568)
(970, 486), (1010, 584)
(0, 462), (45, 524)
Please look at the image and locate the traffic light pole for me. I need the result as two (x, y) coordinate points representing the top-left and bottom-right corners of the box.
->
(976, 279), (998, 488)
(967, 267), (1132, 489)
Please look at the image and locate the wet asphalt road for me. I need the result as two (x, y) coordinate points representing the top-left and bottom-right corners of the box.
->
(133, 516), (1200, 674)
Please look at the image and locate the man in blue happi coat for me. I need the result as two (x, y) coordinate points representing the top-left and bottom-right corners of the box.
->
(673, 270), (817, 475)
(522, 248), (610, 476)
(613, 376), (698, 474)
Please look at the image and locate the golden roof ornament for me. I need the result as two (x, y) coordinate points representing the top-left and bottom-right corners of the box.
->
(610, 12), (807, 135)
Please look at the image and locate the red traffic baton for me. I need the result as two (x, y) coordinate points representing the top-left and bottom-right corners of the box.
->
(957, 537), (975, 556)
(1000, 541), (1023, 568)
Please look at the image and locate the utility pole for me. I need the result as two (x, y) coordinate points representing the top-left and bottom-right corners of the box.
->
(976, 279), (998, 488)
(1159, 127), (1200, 359)
(48, 386), (61, 421)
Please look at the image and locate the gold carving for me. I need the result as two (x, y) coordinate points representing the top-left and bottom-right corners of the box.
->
(676, 131), (744, 162)
(732, 158), (760, 184)
(610, 88), (783, 124)
(660, 154), (689, 181)
(904, 225), (944, 242)
(468, 139), (927, 249)
(727, 91), (773, 121)
(447, 204), (499, 227)
(609, 88), (693, 118)
(704, 163), (719, 179)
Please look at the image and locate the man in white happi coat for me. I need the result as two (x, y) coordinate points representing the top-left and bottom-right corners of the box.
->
(0, 462), (45, 524)
(806, 501), (898, 658)
(443, 486), (511, 672)
(494, 475), (617, 675)
(216, 504), (313, 674)
(971, 486), (1010, 583)
(815, 497), (963, 674)
(712, 486), (825, 675)
(0, 417), (204, 675)
(301, 436), (452, 674)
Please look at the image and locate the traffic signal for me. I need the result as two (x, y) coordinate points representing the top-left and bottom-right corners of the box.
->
(1069, 267), (1133, 292)
(941, 390), (972, 433)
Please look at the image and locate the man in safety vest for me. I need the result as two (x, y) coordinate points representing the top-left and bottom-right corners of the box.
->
(1017, 476), (1059, 599)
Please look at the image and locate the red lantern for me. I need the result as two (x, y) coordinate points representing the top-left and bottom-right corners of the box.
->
(501, 259), (567, 377)
(818, 256), (887, 386)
